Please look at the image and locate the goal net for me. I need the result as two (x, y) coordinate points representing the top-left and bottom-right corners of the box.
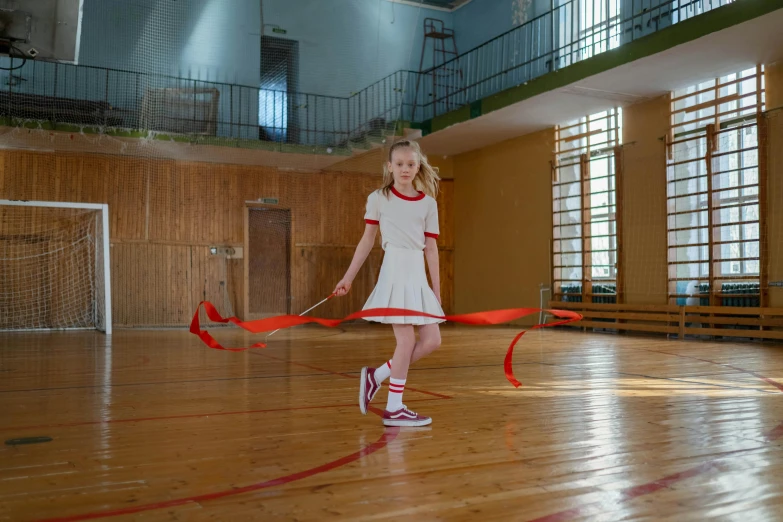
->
(0, 201), (111, 334)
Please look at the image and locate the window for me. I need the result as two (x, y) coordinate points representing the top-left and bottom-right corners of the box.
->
(672, 0), (734, 24)
(556, 0), (621, 69)
(553, 108), (622, 303)
(667, 66), (766, 306)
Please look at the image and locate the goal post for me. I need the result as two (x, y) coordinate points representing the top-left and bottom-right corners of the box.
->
(0, 200), (112, 335)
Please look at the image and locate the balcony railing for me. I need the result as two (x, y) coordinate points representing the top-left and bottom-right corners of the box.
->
(0, 0), (738, 148)
(412, 0), (735, 121)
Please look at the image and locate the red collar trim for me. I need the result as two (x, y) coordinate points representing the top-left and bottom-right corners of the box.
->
(391, 186), (425, 201)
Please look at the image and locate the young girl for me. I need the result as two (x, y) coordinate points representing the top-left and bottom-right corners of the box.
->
(333, 140), (443, 427)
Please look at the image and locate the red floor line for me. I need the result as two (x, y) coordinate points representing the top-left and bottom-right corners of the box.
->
(733, 369), (783, 393)
(766, 421), (783, 442)
(527, 460), (724, 522)
(2, 397), (442, 432)
(253, 351), (357, 379)
(252, 351), (453, 399)
(33, 417), (400, 522)
(638, 348), (783, 392)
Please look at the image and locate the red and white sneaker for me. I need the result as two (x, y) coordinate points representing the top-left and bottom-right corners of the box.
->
(359, 366), (380, 415)
(382, 406), (432, 427)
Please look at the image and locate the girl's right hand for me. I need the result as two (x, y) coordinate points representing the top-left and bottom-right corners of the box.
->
(334, 279), (352, 297)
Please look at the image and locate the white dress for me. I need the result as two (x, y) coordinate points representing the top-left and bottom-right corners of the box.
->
(362, 186), (445, 325)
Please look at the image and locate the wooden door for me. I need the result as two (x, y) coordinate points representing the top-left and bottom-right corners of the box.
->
(245, 207), (291, 316)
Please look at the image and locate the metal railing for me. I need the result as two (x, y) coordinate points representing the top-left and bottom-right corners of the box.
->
(412, 0), (735, 121)
(0, 59), (361, 147)
(0, 0), (738, 147)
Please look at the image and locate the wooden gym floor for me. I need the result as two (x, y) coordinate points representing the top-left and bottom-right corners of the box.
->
(1, 324), (782, 521)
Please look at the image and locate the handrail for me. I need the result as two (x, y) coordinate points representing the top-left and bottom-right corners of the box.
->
(0, 0), (740, 147)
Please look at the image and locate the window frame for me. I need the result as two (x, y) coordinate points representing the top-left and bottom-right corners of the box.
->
(666, 65), (767, 306)
(553, 108), (623, 303)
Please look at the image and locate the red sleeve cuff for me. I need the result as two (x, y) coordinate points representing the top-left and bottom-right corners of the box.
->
(365, 219), (379, 225)
(424, 232), (439, 239)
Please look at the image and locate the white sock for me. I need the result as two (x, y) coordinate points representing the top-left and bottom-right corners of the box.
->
(387, 378), (406, 411)
(374, 360), (393, 383)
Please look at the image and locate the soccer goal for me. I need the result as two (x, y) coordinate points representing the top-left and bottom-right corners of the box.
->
(0, 200), (112, 334)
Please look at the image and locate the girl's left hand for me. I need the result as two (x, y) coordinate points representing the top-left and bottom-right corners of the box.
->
(434, 291), (442, 305)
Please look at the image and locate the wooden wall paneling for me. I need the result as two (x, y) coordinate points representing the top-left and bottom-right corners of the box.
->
(192, 165), (208, 245)
(225, 165), (241, 245)
(111, 243), (192, 326)
(1, 151), (40, 200)
(190, 244), (205, 321)
(294, 246), (327, 317)
(172, 244), (195, 326)
(147, 159), (176, 243)
(227, 258), (245, 319)
(110, 243), (134, 326)
(179, 161), (197, 244)
(287, 172), (324, 246)
(54, 154), (76, 202)
(321, 172), (370, 246)
(61, 155), (72, 202)
(31, 152), (49, 201)
(439, 249), (454, 315)
(0, 149), (5, 195)
(437, 180), (454, 249)
(290, 244), (311, 316)
(243, 204), (250, 323)
(184, 161), (206, 244)
(1, 149), (455, 326)
(108, 156), (147, 241)
(217, 164), (235, 244)
(191, 246), (236, 322)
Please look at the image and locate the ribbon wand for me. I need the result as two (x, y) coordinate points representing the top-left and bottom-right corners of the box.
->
(266, 293), (336, 339)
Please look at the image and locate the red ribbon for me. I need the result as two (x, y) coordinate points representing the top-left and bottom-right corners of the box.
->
(190, 302), (582, 387)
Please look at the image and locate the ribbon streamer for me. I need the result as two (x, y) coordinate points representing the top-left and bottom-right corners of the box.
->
(190, 302), (582, 387)
(267, 293), (336, 338)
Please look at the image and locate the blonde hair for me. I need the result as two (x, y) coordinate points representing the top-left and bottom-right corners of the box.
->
(381, 140), (440, 198)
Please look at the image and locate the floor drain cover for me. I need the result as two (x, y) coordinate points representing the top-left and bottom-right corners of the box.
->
(5, 436), (53, 446)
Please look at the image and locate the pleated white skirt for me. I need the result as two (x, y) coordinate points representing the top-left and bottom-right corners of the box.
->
(362, 246), (445, 325)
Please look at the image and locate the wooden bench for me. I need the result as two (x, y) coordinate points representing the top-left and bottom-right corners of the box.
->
(548, 301), (681, 335)
(548, 301), (783, 341)
(681, 306), (783, 341)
